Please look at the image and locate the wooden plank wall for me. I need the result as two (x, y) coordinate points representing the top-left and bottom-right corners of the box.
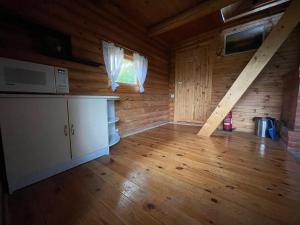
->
(169, 58), (176, 121)
(293, 70), (300, 131)
(281, 67), (300, 130)
(0, 0), (170, 136)
(170, 14), (300, 133)
(280, 127), (300, 149)
(280, 67), (300, 149)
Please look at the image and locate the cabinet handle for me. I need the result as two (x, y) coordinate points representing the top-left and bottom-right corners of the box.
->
(64, 125), (68, 136)
(71, 124), (75, 135)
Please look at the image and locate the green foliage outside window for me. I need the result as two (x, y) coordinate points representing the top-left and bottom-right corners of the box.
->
(117, 59), (137, 85)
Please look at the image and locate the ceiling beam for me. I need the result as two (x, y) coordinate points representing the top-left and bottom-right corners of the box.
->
(222, 0), (290, 23)
(197, 0), (300, 137)
(148, 0), (239, 36)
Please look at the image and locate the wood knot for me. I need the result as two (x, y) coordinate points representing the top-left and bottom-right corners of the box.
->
(211, 198), (218, 203)
(225, 185), (235, 190)
(204, 189), (212, 193)
(55, 187), (62, 194)
(146, 203), (156, 210)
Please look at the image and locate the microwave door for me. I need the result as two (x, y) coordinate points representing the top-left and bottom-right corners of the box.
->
(0, 58), (56, 94)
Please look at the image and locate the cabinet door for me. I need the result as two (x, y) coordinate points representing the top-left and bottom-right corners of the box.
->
(0, 98), (71, 192)
(68, 98), (108, 159)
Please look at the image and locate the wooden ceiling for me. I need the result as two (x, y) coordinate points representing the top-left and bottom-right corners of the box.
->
(221, 0), (290, 22)
(98, 0), (206, 28)
(92, 0), (289, 46)
(157, 12), (223, 45)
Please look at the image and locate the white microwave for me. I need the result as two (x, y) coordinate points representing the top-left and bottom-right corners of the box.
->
(0, 57), (69, 94)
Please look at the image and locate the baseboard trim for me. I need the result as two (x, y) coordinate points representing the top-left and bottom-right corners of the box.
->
(171, 121), (203, 127)
(121, 121), (170, 138)
(121, 121), (206, 138)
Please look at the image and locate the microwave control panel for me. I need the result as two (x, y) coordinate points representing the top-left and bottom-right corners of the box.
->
(54, 67), (69, 94)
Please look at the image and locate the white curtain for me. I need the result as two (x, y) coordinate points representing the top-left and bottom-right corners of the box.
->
(102, 41), (124, 91)
(133, 53), (148, 93)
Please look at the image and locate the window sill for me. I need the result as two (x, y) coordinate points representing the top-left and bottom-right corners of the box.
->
(113, 83), (141, 94)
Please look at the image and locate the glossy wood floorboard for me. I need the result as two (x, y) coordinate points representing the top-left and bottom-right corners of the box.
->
(5, 124), (300, 225)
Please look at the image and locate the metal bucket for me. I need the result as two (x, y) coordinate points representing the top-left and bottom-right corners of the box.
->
(253, 117), (274, 138)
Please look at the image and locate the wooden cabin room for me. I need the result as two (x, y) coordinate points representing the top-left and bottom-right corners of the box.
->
(0, 0), (300, 224)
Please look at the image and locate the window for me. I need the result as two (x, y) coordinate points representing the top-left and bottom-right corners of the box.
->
(224, 26), (264, 55)
(116, 58), (137, 85)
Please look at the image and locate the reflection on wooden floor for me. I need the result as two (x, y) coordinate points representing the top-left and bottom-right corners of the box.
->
(5, 124), (300, 225)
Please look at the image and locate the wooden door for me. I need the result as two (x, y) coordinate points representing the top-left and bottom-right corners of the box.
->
(0, 98), (71, 192)
(175, 44), (212, 123)
(68, 98), (108, 159)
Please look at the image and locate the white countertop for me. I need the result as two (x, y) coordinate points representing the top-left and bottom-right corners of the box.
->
(0, 94), (120, 100)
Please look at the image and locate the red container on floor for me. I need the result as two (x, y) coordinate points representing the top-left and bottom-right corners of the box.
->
(223, 111), (232, 131)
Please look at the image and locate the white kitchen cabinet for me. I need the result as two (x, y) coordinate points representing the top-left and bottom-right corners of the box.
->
(68, 98), (108, 159)
(0, 95), (119, 193)
(0, 98), (71, 192)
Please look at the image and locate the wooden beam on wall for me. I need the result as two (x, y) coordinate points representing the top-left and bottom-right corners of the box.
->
(148, 0), (238, 36)
(198, 0), (300, 137)
(223, 0), (290, 23)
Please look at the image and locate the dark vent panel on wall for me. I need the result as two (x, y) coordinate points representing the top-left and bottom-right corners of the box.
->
(0, 9), (101, 67)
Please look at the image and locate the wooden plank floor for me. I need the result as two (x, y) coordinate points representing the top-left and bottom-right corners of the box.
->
(4, 124), (300, 225)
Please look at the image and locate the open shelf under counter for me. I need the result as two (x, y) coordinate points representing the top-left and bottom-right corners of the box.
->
(107, 97), (120, 147)
(109, 132), (121, 147)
